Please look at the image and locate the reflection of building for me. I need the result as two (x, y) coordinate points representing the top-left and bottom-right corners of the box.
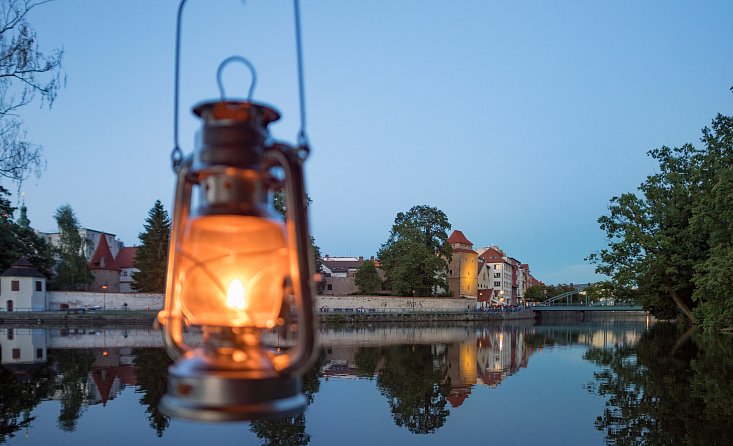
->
(87, 348), (137, 406)
(0, 258), (48, 311)
(445, 341), (477, 407)
(475, 329), (529, 388)
(0, 328), (48, 365)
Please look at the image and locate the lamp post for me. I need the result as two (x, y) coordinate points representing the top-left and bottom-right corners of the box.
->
(157, 0), (317, 422)
(101, 284), (108, 310)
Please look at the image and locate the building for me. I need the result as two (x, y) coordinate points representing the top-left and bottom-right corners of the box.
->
(476, 246), (515, 306)
(38, 228), (124, 261)
(446, 230), (478, 298)
(115, 247), (138, 293)
(0, 258), (48, 312)
(88, 234), (121, 292)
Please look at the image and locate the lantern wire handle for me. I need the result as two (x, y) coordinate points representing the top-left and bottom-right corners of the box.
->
(293, 0), (310, 156)
(171, 0), (311, 170)
(216, 56), (257, 101)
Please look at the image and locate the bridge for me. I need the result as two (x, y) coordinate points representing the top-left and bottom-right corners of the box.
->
(534, 290), (643, 313)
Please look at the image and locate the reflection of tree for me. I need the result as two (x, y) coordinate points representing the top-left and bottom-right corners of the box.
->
(354, 347), (382, 378)
(133, 348), (173, 437)
(584, 323), (733, 445)
(0, 365), (54, 443)
(53, 349), (95, 432)
(376, 345), (450, 434)
(249, 352), (325, 446)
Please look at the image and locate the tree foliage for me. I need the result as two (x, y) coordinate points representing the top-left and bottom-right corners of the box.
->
(131, 200), (171, 293)
(0, 186), (52, 275)
(590, 114), (733, 329)
(50, 204), (91, 290)
(0, 0), (64, 186)
(377, 205), (451, 297)
(355, 259), (382, 294)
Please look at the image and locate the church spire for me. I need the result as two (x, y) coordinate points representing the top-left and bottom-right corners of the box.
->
(17, 195), (30, 228)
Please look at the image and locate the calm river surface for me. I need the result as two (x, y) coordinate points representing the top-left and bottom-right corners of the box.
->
(1, 317), (731, 445)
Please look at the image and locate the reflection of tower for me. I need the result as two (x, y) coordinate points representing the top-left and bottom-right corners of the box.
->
(87, 347), (137, 406)
(446, 341), (477, 407)
(0, 328), (48, 365)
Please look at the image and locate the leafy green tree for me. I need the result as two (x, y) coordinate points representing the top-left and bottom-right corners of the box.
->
(0, 0), (64, 186)
(0, 188), (53, 276)
(589, 143), (705, 322)
(377, 205), (451, 296)
(524, 284), (545, 301)
(131, 200), (171, 293)
(689, 115), (733, 330)
(48, 205), (91, 290)
(355, 259), (382, 294)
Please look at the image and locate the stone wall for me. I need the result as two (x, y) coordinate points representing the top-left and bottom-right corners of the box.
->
(46, 292), (475, 313)
(317, 295), (475, 312)
(48, 291), (163, 311)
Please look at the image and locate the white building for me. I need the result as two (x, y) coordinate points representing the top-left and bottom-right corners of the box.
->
(38, 228), (123, 260)
(0, 258), (48, 312)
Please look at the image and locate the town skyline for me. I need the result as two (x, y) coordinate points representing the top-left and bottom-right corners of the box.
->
(8, 0), (733, 284)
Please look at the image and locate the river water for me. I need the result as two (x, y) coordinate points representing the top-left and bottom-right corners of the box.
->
(1, 317), (731, 445)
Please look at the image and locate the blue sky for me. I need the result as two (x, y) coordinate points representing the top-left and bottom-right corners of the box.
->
(10, 0), (733, 284)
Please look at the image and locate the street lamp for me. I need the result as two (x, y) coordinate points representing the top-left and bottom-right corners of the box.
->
(157, 0), (317, 422)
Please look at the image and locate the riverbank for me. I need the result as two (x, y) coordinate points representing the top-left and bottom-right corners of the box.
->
(0, 308), (534, 326)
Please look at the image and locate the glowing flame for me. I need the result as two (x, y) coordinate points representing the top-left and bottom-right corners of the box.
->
(226, 279), (246, 310)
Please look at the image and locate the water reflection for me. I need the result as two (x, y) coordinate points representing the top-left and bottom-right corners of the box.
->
(584, 323), (733, 445)
(1, 320), (731, 445)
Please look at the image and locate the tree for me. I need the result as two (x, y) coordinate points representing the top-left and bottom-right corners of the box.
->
(377, 205), (451, 296)
(589, 143), (705, 323)
(131, 200), (171, 293)
(0, 185), (52, 275)
(690, 115), (733, 330)
(50, 204), (91, 290)
(354, 259), (382, 294)
(524, 284), (545, 302)
(0, 0), (64, 186)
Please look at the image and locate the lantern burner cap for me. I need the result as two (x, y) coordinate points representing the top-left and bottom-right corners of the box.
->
(193, 100), (280, 125)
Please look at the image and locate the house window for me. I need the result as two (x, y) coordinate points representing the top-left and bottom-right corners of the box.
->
(494, 281), (501, 287)
(494, 273), (501, 278)
(123, 271), (128, 277)
(35, 281), (43, 292)
(36, 348), (43, 359)
(11, 280), (19, 291)
(12, 349), (21, 359)
(7, 328), (13, 340)
(327, 284), (333, 291)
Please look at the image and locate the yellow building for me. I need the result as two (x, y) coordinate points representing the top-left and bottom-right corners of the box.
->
(446, 230), (478, 298)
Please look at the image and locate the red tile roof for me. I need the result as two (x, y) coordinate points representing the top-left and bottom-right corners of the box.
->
(447, 230), (473, 246)
(115, 247), (137, 269)
(89, 235), (118, 270)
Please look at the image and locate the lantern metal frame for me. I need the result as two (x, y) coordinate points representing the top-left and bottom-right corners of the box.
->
(157, 0), (317, 422)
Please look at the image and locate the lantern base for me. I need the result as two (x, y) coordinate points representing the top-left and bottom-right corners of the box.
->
(159, 356), (306, 422)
